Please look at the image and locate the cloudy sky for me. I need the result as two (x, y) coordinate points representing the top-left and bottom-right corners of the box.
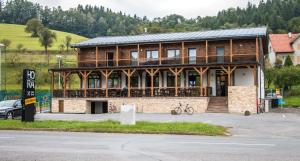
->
(28, 0), (260, 19)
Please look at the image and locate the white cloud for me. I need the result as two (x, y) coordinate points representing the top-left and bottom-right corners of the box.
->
(29, 0), (260, 19)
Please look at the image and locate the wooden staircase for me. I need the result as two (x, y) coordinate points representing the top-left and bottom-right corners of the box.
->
(206, 97), (228, 113)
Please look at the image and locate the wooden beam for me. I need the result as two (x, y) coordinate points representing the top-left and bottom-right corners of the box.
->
(169, 68), (184, 96)
(193, 67), (209, 96)
(159, 43), (162, 65)
(51, 71), (55, 91)
(205, 40), (208, 63)
(181, 42), (185, 64)
(99, 70), (114, 97)
(247, 65), (257, 86)
(220, 66), (236, 86)
(63, 72), (66, 98)
(122, 69), (136, 97)
(145, 68), (159, 97)
(137, 44), (140, 66)
(230, 39), (233, 63)
(96, 47), (99, 67)
(116, 45), (119, 66)
(256, 37), (259, 62)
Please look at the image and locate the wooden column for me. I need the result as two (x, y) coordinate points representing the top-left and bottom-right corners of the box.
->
(230, 39), (233, 63)
(159, 43), (162, 65)
(169, 68), (184, 97)
(247, 65), (257, 86)
(62, 72), (71, 98)
(116, 45), (119, 66)
(194, 67), (209, 96)
(137, 44), (140, 66)
(145, 68), (159, 97)
(181, 42), (185, 64)
(122, 69), (136, 97)
(256, 37), (259, 62)
(221, 66), (237, 86)
(96, 47), (99, 67)
(100, 70), (113, 97)
(79, 71), (92, 97)
(205, 40), (208, 63)
(51, 71), (55, 91)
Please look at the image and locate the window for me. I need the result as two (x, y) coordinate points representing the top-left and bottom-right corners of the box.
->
(108, 73), (120, 88)
(88, 76), (101, 88)
(188, 48), (197, 64)
(167, 49), (180, 58)
(131, 51), (138, 66)
(146, 50), (158, 60)
(216, 47), (225, 63)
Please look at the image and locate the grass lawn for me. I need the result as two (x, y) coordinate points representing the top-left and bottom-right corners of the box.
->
(0, 23), (87, 51)
(0, 120), (227, 136)
(283, 96), (300, 108)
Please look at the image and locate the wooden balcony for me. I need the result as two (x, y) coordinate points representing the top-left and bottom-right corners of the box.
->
(77, 54), (257, 68)
(53, 87), (213, 98)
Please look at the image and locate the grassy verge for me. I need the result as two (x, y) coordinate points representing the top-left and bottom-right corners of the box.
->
(0, 120), (227, 136)
(283, 96), (300, 108)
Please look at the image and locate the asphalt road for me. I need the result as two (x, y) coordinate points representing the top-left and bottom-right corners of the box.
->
(0, 130), (300, 161)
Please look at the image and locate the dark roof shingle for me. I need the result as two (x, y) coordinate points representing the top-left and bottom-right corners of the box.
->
(73, 27), (267, 48)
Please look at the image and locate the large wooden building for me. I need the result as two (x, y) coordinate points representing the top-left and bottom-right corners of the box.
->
(50, 27), (267, 114)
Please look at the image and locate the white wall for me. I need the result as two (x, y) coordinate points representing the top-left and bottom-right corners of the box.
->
(209, 70), (216, 96)
(234, 68), (254, 86)
(268, 40), (276, 65)
(292, 38), (300, 65)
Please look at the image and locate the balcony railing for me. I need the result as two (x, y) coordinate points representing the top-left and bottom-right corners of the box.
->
(77, 54), (257, 68)
(53, 87), (212, 98)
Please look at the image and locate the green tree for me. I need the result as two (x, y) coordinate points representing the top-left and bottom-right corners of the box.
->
(284, 55), (293, 67)
(275, 58), (283, 68)
(0, 39), (11, 52)
(64, 36), (72, 52)
(288, 17), (300, 33)
(25, 18), (44, 37)
(38, 27), (56, 66)
(16, 43), (23, 52)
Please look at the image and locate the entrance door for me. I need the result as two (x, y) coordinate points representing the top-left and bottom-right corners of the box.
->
(106, 52), (114, 66)
(58, 100), (64, 113)
(215, 70), (228, 96)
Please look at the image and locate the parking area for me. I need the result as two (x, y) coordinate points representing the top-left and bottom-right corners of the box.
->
(36, 112), (300, 139)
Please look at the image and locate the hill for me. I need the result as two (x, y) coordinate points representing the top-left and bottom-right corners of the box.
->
(0, 24), (88, 51)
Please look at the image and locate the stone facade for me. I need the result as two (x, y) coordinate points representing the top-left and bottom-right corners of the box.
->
(52, 97), (209, 114)
(52, 99), (87, 113)
(228, 86), (257, 114)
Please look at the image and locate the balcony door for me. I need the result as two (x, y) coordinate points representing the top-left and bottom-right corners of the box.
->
(188, 48), (197, 64)
(216, 47), (225, 63)
(131, 51), (138, 66)
(106, 52), (114, 66)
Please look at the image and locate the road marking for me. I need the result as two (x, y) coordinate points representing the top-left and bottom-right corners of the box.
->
(168, 142), (275, 147)
(0, 137), (15, 139)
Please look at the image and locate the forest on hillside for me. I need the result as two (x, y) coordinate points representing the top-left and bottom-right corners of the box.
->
(1, 0), (300, 38)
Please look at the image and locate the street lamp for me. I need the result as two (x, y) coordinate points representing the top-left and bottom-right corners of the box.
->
(56, 55), (62, 89)
(0, 44), (4, 100)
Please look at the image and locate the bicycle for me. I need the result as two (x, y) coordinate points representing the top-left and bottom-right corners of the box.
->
(108, 103), (117, 113)
(174, 103), (194, 115)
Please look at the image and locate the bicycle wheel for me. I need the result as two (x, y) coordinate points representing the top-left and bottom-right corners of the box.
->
(174, 107), (182, 115)
(186, 107), (194, 115)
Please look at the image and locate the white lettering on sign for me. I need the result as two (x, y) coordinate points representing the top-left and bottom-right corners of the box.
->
(27, 80), (35, 89)
(27, 71), (36, 80)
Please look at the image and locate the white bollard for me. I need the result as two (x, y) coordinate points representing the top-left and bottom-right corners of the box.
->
(120, 104), (136, 125)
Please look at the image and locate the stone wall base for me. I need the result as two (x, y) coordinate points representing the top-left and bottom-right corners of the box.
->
(228, 86), (257, 114)
(51, 97), (209, 114)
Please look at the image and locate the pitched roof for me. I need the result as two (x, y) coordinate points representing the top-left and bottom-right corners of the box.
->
(269, 33), (300, 53)
(72, 27), (267, 48)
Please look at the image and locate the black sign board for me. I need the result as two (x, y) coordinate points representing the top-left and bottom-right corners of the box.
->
(22, 69), (36, 122)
